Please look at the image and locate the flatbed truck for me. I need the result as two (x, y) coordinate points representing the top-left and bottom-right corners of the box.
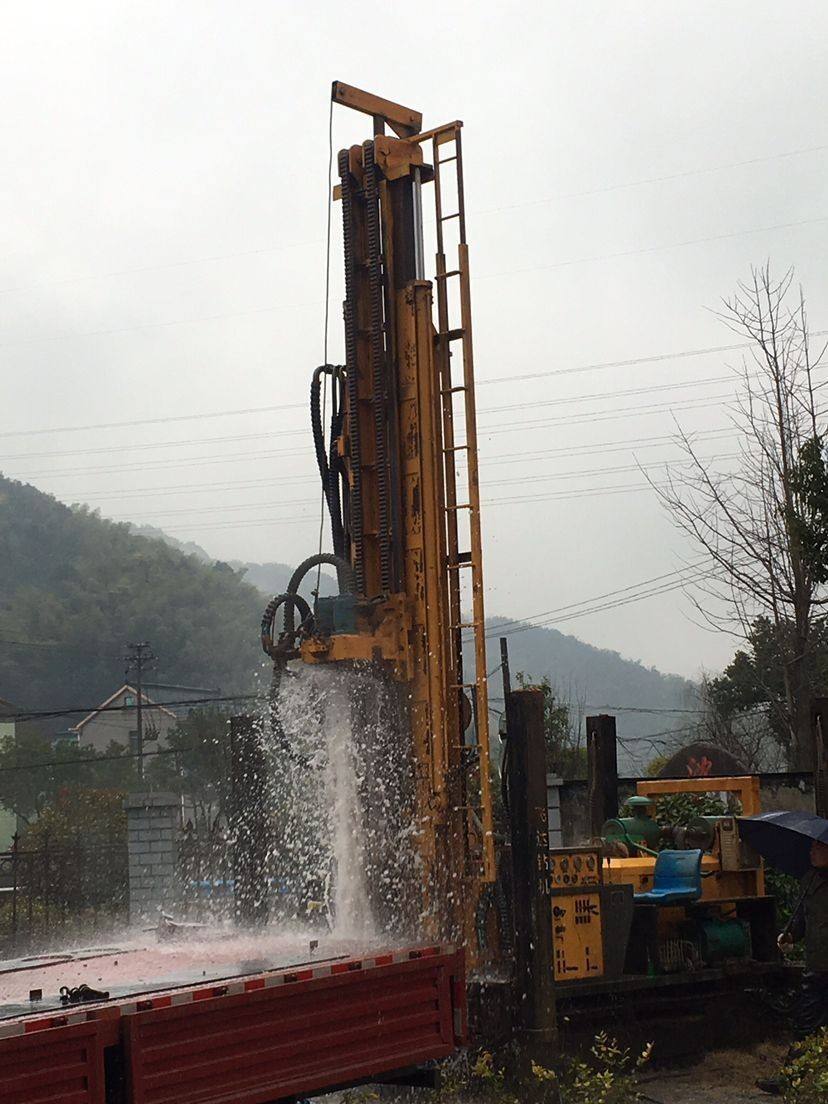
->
(0, 940), (465, 1104)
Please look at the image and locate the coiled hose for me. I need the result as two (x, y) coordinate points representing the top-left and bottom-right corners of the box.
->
(260, 592), (313, 659)
(281, 552), (356, 639)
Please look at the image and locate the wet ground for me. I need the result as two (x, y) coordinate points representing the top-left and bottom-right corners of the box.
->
(633, 1043), (788, 1104)
(0, 927), (387, 1019)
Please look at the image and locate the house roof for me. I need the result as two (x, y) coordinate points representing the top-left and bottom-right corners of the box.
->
(70, 684), (177, 732)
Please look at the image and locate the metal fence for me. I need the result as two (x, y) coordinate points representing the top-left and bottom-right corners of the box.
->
(176, 820), (235, 920)
(0, 832), (128, 953)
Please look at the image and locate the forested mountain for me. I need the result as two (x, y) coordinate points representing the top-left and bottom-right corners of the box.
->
(128, 525), (337, 600)
(0, 478), (267, 726)
(2, 478), (697, 762)
(472, 619), (699, 771)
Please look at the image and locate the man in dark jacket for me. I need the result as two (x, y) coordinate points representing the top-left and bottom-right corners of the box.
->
(757, 838), (828, 1094)
(782, 840), (828, 1033)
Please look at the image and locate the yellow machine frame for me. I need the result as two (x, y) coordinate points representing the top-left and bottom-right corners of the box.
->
(603, 775), (765, 899)
(292, 84), (496, 946)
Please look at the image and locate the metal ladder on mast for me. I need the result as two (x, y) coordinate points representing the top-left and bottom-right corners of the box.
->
(423, 120), (495, 883)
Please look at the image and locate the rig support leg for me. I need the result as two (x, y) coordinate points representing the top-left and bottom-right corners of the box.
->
(506, 688), (558, 1071)
(587, 713), (619, 839)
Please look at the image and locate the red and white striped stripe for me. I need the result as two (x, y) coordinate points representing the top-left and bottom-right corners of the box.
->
(0, 944), (457, 1029)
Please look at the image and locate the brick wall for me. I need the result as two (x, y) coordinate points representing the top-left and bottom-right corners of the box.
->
(123, 793), (182, 924)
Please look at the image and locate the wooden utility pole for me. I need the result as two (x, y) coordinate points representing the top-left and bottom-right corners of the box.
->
(812, 699), (828, 816)
(587, 714), (618, 839)
(505, 687), (557, 1066)
(125, 641), (156, 780)
(499, 637), (512, 698)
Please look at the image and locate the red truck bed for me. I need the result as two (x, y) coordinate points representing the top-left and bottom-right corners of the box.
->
(0, 942), (466, 1104)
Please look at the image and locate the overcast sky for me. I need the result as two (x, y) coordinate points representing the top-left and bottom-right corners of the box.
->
(2, 1), (827, 679)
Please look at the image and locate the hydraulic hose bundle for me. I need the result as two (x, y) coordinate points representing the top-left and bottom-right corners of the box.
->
(259, 554), (356, 660)
(310, 364), (347, 564)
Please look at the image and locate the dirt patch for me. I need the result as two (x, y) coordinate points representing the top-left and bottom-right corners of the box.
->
(642, 1042), (787, 1103)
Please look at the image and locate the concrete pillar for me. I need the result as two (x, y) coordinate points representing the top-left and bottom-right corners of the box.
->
(546, 774), (563, 848)
(123, 793), (181, 923)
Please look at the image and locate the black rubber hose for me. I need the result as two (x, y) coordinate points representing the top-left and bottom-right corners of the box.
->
(310, 364), (346, 560)
(260, 592), (313, 657)
(326, 368), (345, 558)
(282, 553), (356, 637)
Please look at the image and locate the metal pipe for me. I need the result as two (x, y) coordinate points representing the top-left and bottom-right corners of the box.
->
(412, 167), (425, 280)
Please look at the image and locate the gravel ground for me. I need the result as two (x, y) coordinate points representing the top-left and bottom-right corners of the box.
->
(322, 1043), (791, 1104)
(639, 1043), (788, 1103)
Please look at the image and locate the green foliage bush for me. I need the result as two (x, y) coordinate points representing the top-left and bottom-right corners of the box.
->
(0, 733), (139, 822)
(515, 673), (587, 779)
(782, 1030), (828, 1103)
(765, 866), (801, 930)
(539, 1033), (652, 1104)
(0, 786), (128, 950)
(145, 707), (233, 827)
(438, 1035), (651, 1104)
(652, 791), (730, 829)
(20, 786), (128, 915)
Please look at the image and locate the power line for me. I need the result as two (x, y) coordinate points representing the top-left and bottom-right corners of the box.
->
(481, 373), (738, 416)
(2, 214), (825, 353)
(485, 561), (717, 640)
(0, 742), (222, 775)
(585, 705), (703, 715)
(3, 431), (734, 517)
(3, 391), (736, 482)
(486, 560), (709, 634)
(5, 326), (825, 442)
(0, 298), (320, 352)
(0, 404), (304, 441)
(474, 214), (828, 282)
(481, 452), (736, 492)
(50, 429), (737, 505)
(476, 142), (828, 216)
(0, 371), (743, 462)
(126, 480), (670, 535)
(7, 693), (260, 724)
(0, 237), (322, 297)
(3, 142), (825, 299)
(478, 332), (827, 387)
(0, 637), (120, 658)
(96, 475), (689, 535)
(94, 451), (734, 524)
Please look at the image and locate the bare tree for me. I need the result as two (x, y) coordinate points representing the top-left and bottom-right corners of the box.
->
(654, 265), (828, 769)
(695, 675), (785, 773)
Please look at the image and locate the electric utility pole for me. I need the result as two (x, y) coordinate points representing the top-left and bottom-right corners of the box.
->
(124, 641), (156, 780)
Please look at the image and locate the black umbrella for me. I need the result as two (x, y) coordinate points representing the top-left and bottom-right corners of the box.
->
(737, 811), (828, 878)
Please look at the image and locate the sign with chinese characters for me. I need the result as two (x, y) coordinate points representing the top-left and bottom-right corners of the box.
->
(551, 891), (604, 981)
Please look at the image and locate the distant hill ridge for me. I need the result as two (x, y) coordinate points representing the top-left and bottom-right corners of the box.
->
(127, 524), (338, 599)
(2, 479), (697, 763)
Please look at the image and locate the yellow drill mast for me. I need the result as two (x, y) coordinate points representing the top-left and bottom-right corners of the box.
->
(264, 83), (494, 947)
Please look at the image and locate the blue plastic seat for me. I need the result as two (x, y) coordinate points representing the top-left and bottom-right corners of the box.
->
(633, 849), (703, 906)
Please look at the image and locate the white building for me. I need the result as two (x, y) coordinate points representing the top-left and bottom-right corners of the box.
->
(70, 684), (177, 755)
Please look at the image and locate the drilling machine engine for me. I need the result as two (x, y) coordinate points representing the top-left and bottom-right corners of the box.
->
(261, 83), (496, 950)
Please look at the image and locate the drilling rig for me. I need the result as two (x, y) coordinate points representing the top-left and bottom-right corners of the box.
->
(261, 82), (495, 948)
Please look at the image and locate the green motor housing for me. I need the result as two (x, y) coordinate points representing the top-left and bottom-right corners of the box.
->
(601, 803), (660, 854)
(697, 918), (750, 964)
